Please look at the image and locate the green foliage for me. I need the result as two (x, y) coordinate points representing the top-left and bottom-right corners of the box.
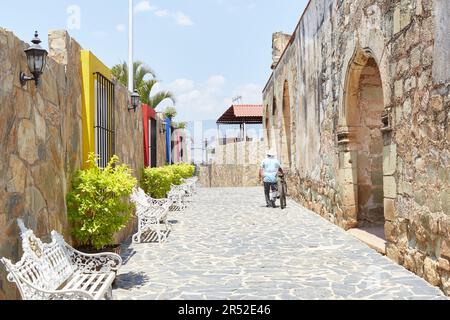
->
(67, 154), (137, 250)
(111, 61), (175, 109)
(173, 121), (187, 129)
(171, 164), (195, 179)
(164, 106), (178, 119)
(141, 164), (196, 199)
(141, 167), (175, 199)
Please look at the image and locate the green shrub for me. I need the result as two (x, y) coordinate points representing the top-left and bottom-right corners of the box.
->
(171, 164), (195, 179)
(141, 164), (196, 198)
(67, 154), (137, 250)
(167, 165), (183, 186)
(141, 167), (175, 199)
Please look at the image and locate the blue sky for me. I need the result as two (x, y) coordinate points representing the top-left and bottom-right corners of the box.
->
(0, 0), (308, 122)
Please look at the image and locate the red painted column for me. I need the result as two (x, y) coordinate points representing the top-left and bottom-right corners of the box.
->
(142, 104), (150, 167)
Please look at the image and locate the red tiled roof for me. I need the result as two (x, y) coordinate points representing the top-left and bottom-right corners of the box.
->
(233, 105), (264, 117)
(217, 105), (263, 124)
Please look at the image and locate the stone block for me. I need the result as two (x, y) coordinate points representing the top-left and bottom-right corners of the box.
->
(442, 240), (450, 260)
(432, 0), (450, 83)
(441, 189), (450, 215)
(385, 221), (397, 242)
(430, 95), (444, 112)
(383, 176), (397, 199)
(394, 80), (403, 99)
(394, 6), (401, 34)
(6, 155), (27, 193)
(384, 198), (396, 221)
(339, 168), (356, 185)
(438, 258), (450, 272)
(424, 257), (441, 286)
(25, 187), (45, 216)
(34, 111), (46, 142)
(404, 253), (416, 272)
(410, 46), (422, 69)
(339, 151), (355, 169)
(404, 76), (417, 92)
(383, 144), (397, 176)
(340, 185), (357, 207)
(386, 243), (402, 264)
(18, 119), (38, 165)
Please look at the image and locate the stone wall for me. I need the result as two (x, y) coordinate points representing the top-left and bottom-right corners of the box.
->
(263, 0), (450, 294)
(0, 29), (144, 299)
(199, 141), (265, 188)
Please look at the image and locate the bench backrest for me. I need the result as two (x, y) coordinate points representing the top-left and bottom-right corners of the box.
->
(2, 221), (77, 295)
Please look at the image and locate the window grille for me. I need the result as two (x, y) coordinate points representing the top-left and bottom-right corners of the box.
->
(94, 72), (115, 168)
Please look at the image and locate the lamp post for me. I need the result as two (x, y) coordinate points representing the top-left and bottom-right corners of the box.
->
(128, 0), (134, 93)
(129, 89), (140, 112)
(20, 31), (48, 87)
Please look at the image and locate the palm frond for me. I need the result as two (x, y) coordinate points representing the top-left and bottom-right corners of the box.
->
(149, 91), (176, 110)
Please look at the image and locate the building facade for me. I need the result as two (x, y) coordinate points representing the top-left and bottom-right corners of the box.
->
(0, 29), (145, 299)
(263, 0), (449, 294)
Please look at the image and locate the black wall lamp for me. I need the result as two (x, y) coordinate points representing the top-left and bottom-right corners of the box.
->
(20, 31), (48, 87)
(129, 90), (141, 112)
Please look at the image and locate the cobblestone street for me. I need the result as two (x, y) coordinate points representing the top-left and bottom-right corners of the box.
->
(114, 187), (446, 300)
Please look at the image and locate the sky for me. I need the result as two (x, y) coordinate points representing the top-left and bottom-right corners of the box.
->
(0, 0), (308, 123)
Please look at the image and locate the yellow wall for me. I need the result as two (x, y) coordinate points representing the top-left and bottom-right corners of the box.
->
(80, 50), (113, 168)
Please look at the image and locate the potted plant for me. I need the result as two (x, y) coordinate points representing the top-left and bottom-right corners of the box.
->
(67, 153), (137, 254)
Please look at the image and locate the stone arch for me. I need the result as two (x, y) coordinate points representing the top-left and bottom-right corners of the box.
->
(281, 80), (292, 167)
(338, 46), (387, 232)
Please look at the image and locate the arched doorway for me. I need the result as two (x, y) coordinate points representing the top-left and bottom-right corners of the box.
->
(281, 80), (292, 167)
(340, 49), (385, 232)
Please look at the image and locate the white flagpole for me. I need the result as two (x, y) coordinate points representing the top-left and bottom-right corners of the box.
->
(128, 0), (134, 92)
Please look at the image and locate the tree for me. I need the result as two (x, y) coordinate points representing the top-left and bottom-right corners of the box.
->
(111, 61), (155, 89)
(173, 121), (187, 129)
(164, 106), (178, 119)
(111, 61), (175, 110)
(139, 79), (176, 109)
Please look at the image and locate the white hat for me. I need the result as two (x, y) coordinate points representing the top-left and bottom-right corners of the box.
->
(266, 149), (277, 157)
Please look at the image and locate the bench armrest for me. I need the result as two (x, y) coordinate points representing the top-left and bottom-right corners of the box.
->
(66, 247), (123, 273)
(51, 231), (122, 273)
(146, 196), (173, 208)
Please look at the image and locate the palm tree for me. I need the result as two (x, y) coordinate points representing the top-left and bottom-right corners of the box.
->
(111, 61), (175, 109)
(111, 61), (155, 89)
(139, 79), (176, 108)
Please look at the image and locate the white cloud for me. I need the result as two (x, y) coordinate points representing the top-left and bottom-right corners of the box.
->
(157, 76), (262, 122)
(171, 79), (195, 93)
(116, 24), (125, 32)
(155, 9), (169, 17)
(133, 4), (194, 27)
(231, 83), (263, 104)
(174, 11), (195, 27)
(206, 75), (226, 89)
(134, 1), (156, 14)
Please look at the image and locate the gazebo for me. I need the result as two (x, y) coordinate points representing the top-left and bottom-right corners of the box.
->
(216, 104), (263, 145)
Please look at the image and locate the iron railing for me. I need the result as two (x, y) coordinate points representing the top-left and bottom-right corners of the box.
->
(94, 72), (115, 168)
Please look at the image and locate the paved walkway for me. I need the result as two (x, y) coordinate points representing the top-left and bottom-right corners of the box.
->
(114, 187), (446, 300)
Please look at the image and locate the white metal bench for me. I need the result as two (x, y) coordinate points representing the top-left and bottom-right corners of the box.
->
(0, 220), (122, 300)
(184, 177), (198, 195)
(168, 185), (187, 211)
(130, 188), (172, 244)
